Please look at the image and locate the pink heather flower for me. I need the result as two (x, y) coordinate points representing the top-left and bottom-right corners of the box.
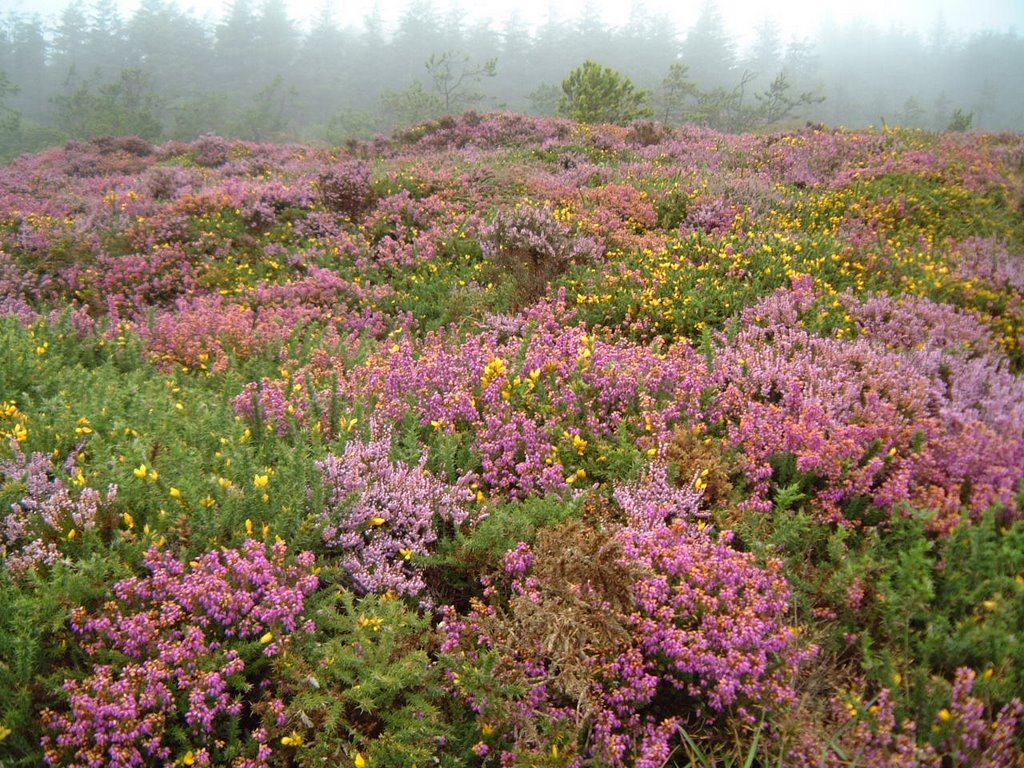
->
(317, 426), (474, 603)
(42, 540), (317, 767)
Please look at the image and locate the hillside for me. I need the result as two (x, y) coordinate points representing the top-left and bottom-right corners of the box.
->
(1, 113), (1023, 767)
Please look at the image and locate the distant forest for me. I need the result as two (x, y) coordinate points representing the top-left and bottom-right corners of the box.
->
(1, 0), (1022, 159)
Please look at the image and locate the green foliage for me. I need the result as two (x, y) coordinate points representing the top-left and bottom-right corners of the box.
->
(527, 82), (561, 116)
(380, 81), (444, 131)
(0, 71), (21, 158)
(0, 315), (326, 557)
(754, 72), (825, 126)
(678, 719), (764, 768)
(947, 107), (974, 132)
(283, 589), (463, 767)
(168, 91), (231, 140)
(740, 499), (1024, 735)
(558, 60), (653, 126)
(657, 62), (699, 124)
(924, 512), (1024, 704)
(234, 76), (299, 141)
(325, 109), (382, 144)
(0, 558), (134, 767)
(433, 494), (582, 584)
(53, 68), (163, 141)
(677, 69), (824, 132)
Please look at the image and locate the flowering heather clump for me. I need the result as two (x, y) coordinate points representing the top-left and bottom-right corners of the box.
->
(482, 204), (605, 302)
(1, 441), (116, 576)
(41, 539), (317, 768)
(317, 428), (474, 601)
(952, 235), (1024, 307)
(355, 188), (479, 271)
(612, 461), (705, 526)
(316, 158), (374, 218)
(443, 468), (809, 766)
(358, 298), (708, 498)
(394, 111), (574, 151)
(681, 192), (741, 235)
(575, 183), (658, 245)
(60, 137), (154, 177)
(938, 668), (1024, 767)
(189, 134), (233, 167)
(68, 244), (201, 313)
(0, 249), (52, 320)
(224, 177), (317, 233)
(716, 276), (1024, 529)
(235, 296), (712, 498)
(141, 164), (202, 201)
(140, 294), (273, 372)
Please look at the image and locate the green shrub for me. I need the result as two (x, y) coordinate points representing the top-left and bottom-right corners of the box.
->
(558, 60), (653, 126)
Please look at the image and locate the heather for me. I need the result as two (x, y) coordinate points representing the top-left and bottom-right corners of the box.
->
(0, 115), (1022, 766)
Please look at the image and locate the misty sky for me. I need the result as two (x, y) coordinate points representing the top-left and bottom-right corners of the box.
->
(6, 0), (1024, 49)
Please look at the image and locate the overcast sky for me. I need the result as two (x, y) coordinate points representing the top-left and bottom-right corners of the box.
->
(5, 0), (1024, 49)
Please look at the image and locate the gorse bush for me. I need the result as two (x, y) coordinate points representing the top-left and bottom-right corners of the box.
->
(283, 589), (460, 768)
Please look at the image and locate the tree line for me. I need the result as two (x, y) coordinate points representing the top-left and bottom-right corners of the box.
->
(1, 0), (1022, 159)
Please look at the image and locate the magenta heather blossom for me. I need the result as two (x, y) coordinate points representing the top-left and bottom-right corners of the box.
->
(715, 276), (1024, 530)
(481, 203), (605, 269)
(41, 539), (318, 768)
(613, 462), (706, 527)
(317, 427), (474, 601)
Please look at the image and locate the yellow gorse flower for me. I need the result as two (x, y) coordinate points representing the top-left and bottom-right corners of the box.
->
(480, 357), (507, 388)
(357, 615), (384, 630)
(253, 474), (269, 488)
(281, 731), (303, 746)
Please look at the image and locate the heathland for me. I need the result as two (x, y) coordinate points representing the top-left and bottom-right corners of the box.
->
(1, 113), (1023, 766)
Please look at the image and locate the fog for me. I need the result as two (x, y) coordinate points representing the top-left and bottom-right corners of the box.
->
(13, 0), (1024, 44)
(1, 0), (1022, 158)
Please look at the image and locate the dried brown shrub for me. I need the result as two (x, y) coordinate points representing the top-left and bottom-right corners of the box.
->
(665, 426), (735, 505)
(473, 518), (637, 716)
